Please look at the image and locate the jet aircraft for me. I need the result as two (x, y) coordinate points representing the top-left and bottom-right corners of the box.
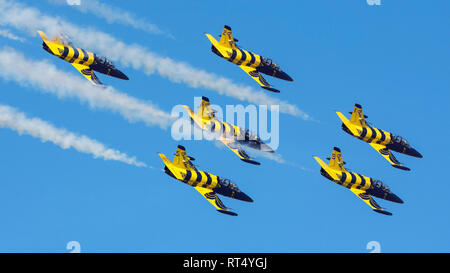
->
(183, 96), (274, 165)
(158, 145), (253, 216)
(205, 25), (293, 93)
(37, 30), (129, 86)
(314, 147), (403, 216)
(336, 104), (423, 171)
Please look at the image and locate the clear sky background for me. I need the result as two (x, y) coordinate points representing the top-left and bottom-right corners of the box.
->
(0, 0), (448, 252)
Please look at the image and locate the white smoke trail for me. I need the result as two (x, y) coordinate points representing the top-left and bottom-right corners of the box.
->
(46, 0), (172, 37)
(0, 104), (148, 167)
(0, 0), (310, 119)
(0, 47), (173, 129)
(0, 28), (25, 42)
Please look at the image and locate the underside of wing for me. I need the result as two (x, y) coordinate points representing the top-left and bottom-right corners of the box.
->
(350, 188), (392, 216)
(369, 143), (410, 171)
(219, 138), (260, 165)
(239, 65), (279, 93)
(71, 63), (103, 86)
(194, 186), (237, 216)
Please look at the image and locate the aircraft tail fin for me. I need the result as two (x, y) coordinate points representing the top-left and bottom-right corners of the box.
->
(219, 25), (236, 48)
(349, 103), (366, 126)
(328, 147), (346, 171)
(37, 30), (50, 43)
(197, 96), (214, 120)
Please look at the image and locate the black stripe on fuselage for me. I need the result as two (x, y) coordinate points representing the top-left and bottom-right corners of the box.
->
(248, 52), (256, 66)
(379, 130), (386, 143)
(236, 49), (246, 66)
(80, 49), (89, 64)
(347, 173), (357, 189)
(366, 127), (378, 143)
(359, 128), (368, 140)
(183, 170), (192, 183)
(59, 46), (69, 60)
(209, 122), (216, 132)
(205, 173), (212, 187)
(229, 50), (237, 62)
(69, 48), (80, 63)
(356, 173), (365, 189)
(192, 171), (203, 187)
(339, 172), (347, 185)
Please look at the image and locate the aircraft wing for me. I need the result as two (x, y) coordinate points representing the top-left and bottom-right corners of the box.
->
(368, 143), (410, 171)
(239, 65), (279, 93)
(219, 138), (260, 165)
(71, 63), (103, 86)
(350, 188), (392, 216)
(194, 186), (237, 216)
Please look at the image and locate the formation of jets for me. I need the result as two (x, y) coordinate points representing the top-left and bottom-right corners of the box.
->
(36, 25), (422, 216)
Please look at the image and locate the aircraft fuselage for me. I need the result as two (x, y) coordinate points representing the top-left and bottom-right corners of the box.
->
(163, 163), (252, 203)
(211, 45), (293, 82)
(341, 123), (422, 158)
(41, 40), (129, 80)
(184, 106), (274, 153)
(319, 167), (402, 204)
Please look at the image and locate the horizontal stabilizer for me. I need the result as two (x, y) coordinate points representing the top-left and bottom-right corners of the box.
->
(373, 209), (392, 216)
(241, 158), (261, 165)
(217, 209), (238, 216)
(262, 86), (280, 93)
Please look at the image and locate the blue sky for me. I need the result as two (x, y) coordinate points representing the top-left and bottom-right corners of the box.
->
(0, 0), (448, 252)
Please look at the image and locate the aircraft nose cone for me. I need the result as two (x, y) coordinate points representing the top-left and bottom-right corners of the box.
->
(409, 148), (423, 158)
(278, 70), (293, 82)
(260, 143), (275, 153)
(243, 141), (275, 153)
(237, 192), (253, 203)
(111, 69), (129, 80)
(389, 193), (404, 204)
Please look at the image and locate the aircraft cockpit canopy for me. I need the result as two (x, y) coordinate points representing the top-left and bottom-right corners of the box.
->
(372, 179), (391, 193)
(391, 134), (410, 147)
(243, 129), (258, 141)
(220, 178), (240, 191)
(261, 56), (281, 71)
(97, 56), (116, 69)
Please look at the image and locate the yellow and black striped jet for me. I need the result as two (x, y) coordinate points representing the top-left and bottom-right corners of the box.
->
(337, 104), (423, 171)
(38, 30), (129, 86)
(205, 25), (293, 93)
(183, 96), (274, 165)
(158, 145), (253, 216)
(314, 147), (403, 216)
